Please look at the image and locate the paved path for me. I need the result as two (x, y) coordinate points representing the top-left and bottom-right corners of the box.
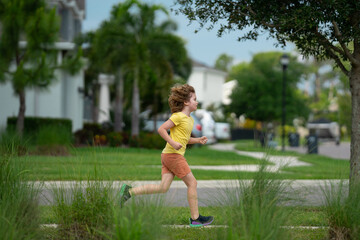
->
(286, 141), (350, 160)
(36, 179), (347, 207)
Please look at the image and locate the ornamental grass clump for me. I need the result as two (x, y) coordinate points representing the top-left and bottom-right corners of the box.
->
(219, 161), (293, 240)
(322, 180), (360, 240)
(0, 130), (29, 156)
(106, 196), (167, 240)
(51, 178), (115, 239)
(0, 153), (41, 239)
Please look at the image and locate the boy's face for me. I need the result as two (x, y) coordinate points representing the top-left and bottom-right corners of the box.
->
(186, 93), (198, 112)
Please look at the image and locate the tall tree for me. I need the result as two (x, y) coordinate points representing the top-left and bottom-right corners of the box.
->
(96, 0), (191, 136)
(175, 0), (360, 184)
(229, 52), (310, 123)
(0, 0), (82, 135)
(214, 53), (233, 72)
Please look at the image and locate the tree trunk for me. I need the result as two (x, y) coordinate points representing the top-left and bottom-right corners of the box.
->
(114, 69), (124, 132)
(349, 65), (360, 185)
(16, 89), (26, 136)
(131, 67), (140, 137)
(92, 84), (99, 123)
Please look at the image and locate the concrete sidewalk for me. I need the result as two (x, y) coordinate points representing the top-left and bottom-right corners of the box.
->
(36, 179), (348, 207)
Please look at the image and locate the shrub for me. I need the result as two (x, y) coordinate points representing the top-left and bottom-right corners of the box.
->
(7, 116), (72, 137)
(140, 133), (165, 149)
(33, 125), (72, 156)
(107, 132), (123, 147)
(74, 123), (110, 146)
(36, 125), (72, 146)
(129, 135), (141, 148)
(128, 133), (165, 149)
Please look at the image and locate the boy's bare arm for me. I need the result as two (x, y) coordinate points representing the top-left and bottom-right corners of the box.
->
(158, 119), (183, 150)
(188, 136), (208, 145)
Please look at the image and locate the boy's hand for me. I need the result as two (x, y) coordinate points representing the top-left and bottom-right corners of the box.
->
(199, 136), (208, 145)
(171, 141), (183, 150)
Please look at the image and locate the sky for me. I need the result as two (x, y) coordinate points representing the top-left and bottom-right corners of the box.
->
(83, 0), (295, 67)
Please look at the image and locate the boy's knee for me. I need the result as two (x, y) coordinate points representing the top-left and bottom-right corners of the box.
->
(188, 179), (197, 189)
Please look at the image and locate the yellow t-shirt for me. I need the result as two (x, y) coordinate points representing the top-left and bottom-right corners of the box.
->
(162, 112), (194, 156)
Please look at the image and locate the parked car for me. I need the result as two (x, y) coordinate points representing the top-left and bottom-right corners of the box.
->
(307, 118), (340, 145)
(142, 112), (203, 139)
(190, 112), (203, 138)
(215, 122), (231, 140)
(193, 109), (217, 144)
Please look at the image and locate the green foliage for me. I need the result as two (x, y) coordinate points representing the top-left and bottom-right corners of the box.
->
(277, 125), (297, 138)
(51, 180), (115, 239)
(129, 132), (165, 149)
(0, 0), (59, 88)
(140, 132), (165, 149)
(107, 132), (123, 147)
(0, 0), (83, 135)
(228, 52), (310, 123)
(174, 0), (360, 183)
(106, 200), (166, 240)
(214, 53), (233, 72)
(36, 125), (71, 146)
(0, 154), (41, 240)
(7, 116), (72, 136)
(322, 181), (360, 239)
(74, 123), (111, 145)
(218, 163), (292, 239)
(0, 130), (29, 156)
(87, 0), (192, 135)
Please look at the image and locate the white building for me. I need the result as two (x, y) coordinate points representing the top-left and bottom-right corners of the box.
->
(0, 0), (86, 132)
(222, 80), (237, 105)
(187, 60), (227, 109)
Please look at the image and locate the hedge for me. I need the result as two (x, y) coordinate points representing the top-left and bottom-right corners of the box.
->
(7, 117), (72, 135)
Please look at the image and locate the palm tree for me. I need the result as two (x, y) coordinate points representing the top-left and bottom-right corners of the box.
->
(94, 0), (191, 136)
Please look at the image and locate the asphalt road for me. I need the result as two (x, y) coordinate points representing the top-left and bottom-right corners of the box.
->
(286, 141), (350, 160)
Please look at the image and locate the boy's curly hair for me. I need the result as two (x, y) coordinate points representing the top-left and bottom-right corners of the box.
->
(168, 84), (195, 113)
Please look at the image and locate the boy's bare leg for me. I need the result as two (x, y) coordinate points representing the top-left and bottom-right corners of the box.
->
(182, 172), (199, 220)
(130, 173), (174, 195)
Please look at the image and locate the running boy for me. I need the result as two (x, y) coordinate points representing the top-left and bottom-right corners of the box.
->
(120, 84), (214, 227)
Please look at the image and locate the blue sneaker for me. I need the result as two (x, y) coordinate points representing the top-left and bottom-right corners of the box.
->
(189, 214), (214, 227)
(119, 184), (132, 207)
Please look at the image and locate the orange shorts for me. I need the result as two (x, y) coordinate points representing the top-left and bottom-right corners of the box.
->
(161, 153), (191, 179)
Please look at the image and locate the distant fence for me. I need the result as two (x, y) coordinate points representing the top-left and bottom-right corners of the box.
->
(231, 128), (261, 140)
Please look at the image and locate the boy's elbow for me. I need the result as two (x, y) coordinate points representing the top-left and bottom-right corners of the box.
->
(157, 127), (162, 134)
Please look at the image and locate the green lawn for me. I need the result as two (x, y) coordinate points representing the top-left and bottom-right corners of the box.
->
(18, 141), (349, 180)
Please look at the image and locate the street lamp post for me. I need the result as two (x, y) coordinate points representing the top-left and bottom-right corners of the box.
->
(280, 54), (289, 152)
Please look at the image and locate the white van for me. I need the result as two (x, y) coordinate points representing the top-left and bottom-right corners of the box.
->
(193, 109), (217, 144)
(215, 122), (231, 140)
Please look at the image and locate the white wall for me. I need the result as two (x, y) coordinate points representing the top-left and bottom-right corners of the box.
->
(188, 66), (227, 109)
(0, 67), (84, 132)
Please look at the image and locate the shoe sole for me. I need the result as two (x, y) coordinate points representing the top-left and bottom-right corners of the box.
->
(189, 218), (214, 228)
